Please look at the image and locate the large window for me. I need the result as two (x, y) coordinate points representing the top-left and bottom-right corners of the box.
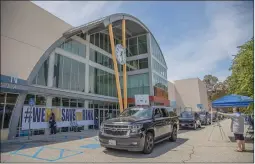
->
(89, 66), (117, 97)
(33, 59), (49, 86)
(120, 73), (149, 98)
(128, 37), (138, 56)
(153, 59), (167, 78)
(0, 92), (18, 129)
(59, 39), (86, 58)
(127, 58), (148, 71)
(90, 49), (113, 70)
(153, 73), (168, 91)
(90, 33), (147, 57)
(138, 35), (148, 54)
(151, 35), (166, 66)
(53, 54), (85, 92)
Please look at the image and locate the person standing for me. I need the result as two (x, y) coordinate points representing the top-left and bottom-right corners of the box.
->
(49, 113), (57, 134)
(218, 107), (245, 152)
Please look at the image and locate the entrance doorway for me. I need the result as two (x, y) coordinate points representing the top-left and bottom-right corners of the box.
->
(99, 109), (109, 126)
(94, 109), (109, 129)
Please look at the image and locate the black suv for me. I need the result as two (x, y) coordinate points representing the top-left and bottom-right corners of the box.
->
(98, 106), (179, 154)
(179, 111), (202, 130)
(198, 111), (211, 125)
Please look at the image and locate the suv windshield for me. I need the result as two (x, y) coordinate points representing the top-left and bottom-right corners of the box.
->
(120, 107), (152, 119)
(198, 111), (206, 115)
(180, 112), (194, 118)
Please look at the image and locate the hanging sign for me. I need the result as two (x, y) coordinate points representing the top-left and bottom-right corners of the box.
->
(135, 94), (150, 106)
(115, 44), (126, 65)
(21, 106), (94, 130)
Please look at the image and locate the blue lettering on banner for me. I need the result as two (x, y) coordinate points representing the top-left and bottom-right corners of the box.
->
(66, 109), (69, 121)
(61, 108), (76, 121)
(82, 110), (93, 120)
(32, 107), (46, 122)
(72, 109), (76, 121)
(41, 108), (45, 122)
(62, 109), (65, 121)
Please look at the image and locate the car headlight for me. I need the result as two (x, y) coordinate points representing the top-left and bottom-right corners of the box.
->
(130, 124), (143, 133)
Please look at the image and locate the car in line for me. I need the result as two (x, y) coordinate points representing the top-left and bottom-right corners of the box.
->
(98, 106), (179, 154)
(179, 111), (202, 130)
(198, 111), (211, 125)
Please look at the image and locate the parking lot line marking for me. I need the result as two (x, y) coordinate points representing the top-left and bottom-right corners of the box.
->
(10, 144), (27, 155)
(32, 147), (44, 158)
(80, 144), (101, 149)
(59, 149), (64, 158)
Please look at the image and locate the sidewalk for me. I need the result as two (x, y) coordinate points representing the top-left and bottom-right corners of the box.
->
(1, 129), (98, 144)
(178, 119), (254, 163)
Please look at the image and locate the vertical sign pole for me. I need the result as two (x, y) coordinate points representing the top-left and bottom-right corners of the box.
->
(122, 19), (127, 110)
(108, 24), (124, 112)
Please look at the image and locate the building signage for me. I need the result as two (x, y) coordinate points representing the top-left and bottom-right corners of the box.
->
(21, 106), (94, 130)
(135, 94), (150, 106)
(115, 44), (126, 65)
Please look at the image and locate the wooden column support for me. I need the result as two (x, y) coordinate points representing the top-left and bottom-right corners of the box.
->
(108, 24), (124, 112)
(122, 19), (127, 110)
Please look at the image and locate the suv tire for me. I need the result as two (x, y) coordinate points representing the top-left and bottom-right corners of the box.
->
(169, 126), (177, 142)
(143, 132), (154, 154)
(194, 123), (197, 130)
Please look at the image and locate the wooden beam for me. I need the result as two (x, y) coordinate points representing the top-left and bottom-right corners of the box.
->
(122, 19), (127, 110)
(108, 24), (124, 112)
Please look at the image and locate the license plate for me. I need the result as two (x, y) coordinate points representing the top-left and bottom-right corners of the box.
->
(108, 140), (116, 146)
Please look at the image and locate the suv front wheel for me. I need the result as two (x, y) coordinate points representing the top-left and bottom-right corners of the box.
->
(143, 132), (154, 154)
(169, 126), (177, 142)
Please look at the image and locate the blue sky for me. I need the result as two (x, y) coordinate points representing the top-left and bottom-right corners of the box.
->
(33, 1), (254, 82)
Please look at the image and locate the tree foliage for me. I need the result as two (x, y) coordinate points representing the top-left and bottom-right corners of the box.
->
(227, 38), (254, 113)
(203, 75), (227, 102)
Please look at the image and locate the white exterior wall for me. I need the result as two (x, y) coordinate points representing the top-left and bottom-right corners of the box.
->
(1, 1), (72, 80)
(168, 81), (176, 101)
(168, 78), (209, 112)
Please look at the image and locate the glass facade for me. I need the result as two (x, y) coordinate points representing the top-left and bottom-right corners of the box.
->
(127, 58), (148, 71)
(34, 59), (49, 86)
(59, 39), (86, 58)
(90, 49), (113, 70)
(120, 73), (150, 98)
(153, 73), (168, 91)
(53, 54), (86, 92)
(89, 66), (117, 97)
(90, 33), (148, 57)
(151, 35), (166, 66)
(0, 93), (19, 129)
(153, 59), (167, 78)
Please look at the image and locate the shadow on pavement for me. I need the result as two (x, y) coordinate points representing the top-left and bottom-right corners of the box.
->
(103, 138), (188, 158)
(179, 126), (206, 131)
(0, 131), (97, 153)
(228, 136), (254, 144)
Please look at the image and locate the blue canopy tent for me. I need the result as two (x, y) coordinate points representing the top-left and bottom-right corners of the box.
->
(212, 94), (253, 108)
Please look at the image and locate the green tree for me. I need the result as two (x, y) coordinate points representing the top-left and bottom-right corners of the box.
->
(227, 38), (254, 113)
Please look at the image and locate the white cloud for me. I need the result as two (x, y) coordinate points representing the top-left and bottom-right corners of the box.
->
(33, 1), (253, 82)
(163, 2), (253, 82)
(32, 1), (123, 26)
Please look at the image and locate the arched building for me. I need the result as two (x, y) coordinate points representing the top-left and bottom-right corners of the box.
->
(1, 1), (168, 140)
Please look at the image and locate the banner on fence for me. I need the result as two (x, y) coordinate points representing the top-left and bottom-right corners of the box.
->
(21, 106), (94, 130)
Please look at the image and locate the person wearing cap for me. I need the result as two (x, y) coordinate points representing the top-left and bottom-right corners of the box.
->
(218, 107), (246, 152)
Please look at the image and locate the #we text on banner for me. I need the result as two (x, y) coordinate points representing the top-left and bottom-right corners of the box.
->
(21, 106), (94, 130)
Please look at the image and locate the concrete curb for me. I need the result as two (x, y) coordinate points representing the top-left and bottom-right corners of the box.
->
(1, 130), (98, 144)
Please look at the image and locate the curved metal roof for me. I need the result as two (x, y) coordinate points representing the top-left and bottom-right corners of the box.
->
(63, 13), (167, 67)
(27, 13), (168, 84)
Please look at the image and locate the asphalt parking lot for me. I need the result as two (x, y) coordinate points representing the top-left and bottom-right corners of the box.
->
(1, 119), (254, 164)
